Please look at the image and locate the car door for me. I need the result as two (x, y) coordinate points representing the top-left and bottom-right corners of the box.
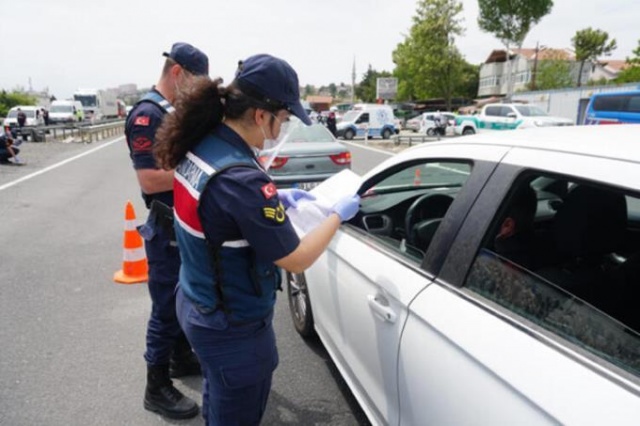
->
(398, 148), (640, 425)
(305, 143), (509, 425)
(355, 112), (370, 138)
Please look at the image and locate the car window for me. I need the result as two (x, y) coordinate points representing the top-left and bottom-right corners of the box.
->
(356, 113), (369, 124)
(485, 106), (502, 117)
(356, 161), (472, 263)
(464, 176), (640, 378)
(286, 123), (335, 143)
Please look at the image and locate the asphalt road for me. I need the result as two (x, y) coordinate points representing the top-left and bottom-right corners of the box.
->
(0, 136), (394, 425)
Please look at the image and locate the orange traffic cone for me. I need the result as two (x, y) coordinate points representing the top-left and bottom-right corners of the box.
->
(413, 168), (421, 186)
(114, 201), (148, 284)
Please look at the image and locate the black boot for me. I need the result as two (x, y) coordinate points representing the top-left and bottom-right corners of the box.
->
(169, 335), (202, 378)
(144, 364), (199, 419)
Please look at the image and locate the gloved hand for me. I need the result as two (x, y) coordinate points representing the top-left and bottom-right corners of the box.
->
(277, 188), (317, 209)
(332, 194), (360, 222)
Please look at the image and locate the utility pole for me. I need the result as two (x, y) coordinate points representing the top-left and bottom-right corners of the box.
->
(351, 56), (356, 105)
(531, 41), (540, 91)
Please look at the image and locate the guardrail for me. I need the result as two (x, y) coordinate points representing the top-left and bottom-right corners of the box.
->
(391, 133), (459, 147)
(36, 120), (125, 143)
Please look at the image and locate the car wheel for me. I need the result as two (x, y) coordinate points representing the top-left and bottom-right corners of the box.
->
(344, 129), (355, 140)
(462, 127), (475, 135)
(426, 128), (436, 136)
(382, 128), (392, 140)
(286, 271), (315, 338)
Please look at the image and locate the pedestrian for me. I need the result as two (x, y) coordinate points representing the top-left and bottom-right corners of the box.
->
(0, 132), (21, 164)
(42, 108), (50, 126)
(124, 42), (209, 420)
(154, 53), (360, 426)
(16, 108), (26, 128)
(326, 111), (338, 137)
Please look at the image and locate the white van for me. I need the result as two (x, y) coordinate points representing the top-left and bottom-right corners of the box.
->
(49, 100), (84, 123)
(336, 104), (396, 140)
(3, 106), (46, 141)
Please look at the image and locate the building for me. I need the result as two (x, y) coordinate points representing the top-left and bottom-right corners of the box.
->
(478, 47), (627, 97)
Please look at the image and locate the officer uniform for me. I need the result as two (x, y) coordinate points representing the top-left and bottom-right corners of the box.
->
(124, 41), (209, 420)
(174, 122), (300, 424)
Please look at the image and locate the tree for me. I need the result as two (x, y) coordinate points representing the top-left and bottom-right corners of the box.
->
(530, 51), (573, 90)
(0, 90), (37, 117)
(328, 83), (337, 98)
(478, 0), (553, 98)
(355, 65), (392, 103)
(303, 84), (316, 98)
(615, 39), (640, 84)
(572, 27), (617, 87)
(392, 0), (470, 109)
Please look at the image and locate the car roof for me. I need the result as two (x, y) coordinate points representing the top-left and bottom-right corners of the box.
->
(411, 124), (640, 164)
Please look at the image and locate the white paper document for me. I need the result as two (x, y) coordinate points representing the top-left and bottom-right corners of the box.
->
(287, 169), (362, 234)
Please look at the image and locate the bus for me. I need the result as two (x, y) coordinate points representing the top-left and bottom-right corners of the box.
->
(584, 90), (640, 125)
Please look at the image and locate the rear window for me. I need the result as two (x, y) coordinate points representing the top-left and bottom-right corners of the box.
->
(7, 109), (35, 118)
(287, 123), (335, 143)
(592, 94), (640, 113)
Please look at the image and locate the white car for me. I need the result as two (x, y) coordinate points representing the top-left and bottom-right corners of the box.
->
(419, 112), (456, 136)
(286, 125), (640, 425)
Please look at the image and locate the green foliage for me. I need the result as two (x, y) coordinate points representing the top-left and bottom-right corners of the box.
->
(572, 27), (617, 87)
(615, 39), (640, 84)
(478, 0), (553, 47)
(0, 90), (37, 117)
(391, 0), (472, 109)
(303, 85), (316, 97)
(531, 52), (573, 90)
(355, 65), (392, 102)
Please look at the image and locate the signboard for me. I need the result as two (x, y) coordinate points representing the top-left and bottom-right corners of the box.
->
(376, 77), (398, 100)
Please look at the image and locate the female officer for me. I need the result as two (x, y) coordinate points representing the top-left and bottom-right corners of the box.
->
(154, 54), (360, 426)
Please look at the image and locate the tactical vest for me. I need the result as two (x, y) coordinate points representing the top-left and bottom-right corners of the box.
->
(174, 133), (281, 324)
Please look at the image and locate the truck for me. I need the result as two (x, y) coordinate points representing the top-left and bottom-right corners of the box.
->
(336, 104), (397, 140)
(454, 103), (574, 136)
(73, 88), (119, 120)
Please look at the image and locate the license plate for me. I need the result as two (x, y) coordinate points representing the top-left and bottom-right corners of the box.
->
(296, 181), (320, 190)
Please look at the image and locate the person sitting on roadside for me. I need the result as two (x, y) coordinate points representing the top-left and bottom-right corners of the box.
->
(0, 133), (21, 164)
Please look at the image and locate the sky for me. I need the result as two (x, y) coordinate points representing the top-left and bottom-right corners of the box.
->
(1, 0), (638, 100)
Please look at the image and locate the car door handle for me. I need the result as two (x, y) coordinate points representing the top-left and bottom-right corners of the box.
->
(367, 295), (397, 323)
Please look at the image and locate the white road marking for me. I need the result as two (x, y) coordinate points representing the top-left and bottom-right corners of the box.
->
(0, 137), (124, 192)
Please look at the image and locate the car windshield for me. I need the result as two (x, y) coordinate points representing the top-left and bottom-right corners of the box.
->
(50, 105), (73, 113)
(341, 111), (360, 122)
(515, 105), (548, 116)
(7, 109), (35, 118)
(369, 162), (471, 194)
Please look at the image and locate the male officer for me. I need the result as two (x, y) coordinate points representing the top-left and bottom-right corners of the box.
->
(125, 42), (209, 420)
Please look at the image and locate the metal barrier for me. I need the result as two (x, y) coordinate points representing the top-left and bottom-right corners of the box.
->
(391, 134), (436, 147)
(43, 120), (125, 143)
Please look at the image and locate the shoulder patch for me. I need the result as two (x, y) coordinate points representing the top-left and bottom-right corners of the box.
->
(260, 183), (277, 199)
(132, 136), (153, 152)
(262, 202), (286, 224)
(134, 116), (150, 126)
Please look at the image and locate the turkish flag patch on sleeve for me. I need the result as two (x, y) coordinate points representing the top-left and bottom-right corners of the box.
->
(260, 183), (277, 199)
(134, 116), (150, 126)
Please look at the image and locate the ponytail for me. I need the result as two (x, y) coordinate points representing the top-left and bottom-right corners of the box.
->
(155, 76), (225, 170)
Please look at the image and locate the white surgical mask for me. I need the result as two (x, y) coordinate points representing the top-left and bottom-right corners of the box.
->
(260, 114), (292, 170)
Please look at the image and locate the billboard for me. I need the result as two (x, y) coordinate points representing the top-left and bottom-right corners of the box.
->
(376, 77), (398, 100)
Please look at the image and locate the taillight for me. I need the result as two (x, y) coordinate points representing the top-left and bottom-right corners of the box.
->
(330, 151), (351, 165)
(258, 155), (289, 169)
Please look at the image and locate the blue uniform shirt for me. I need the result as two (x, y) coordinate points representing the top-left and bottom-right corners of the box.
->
(199, 125), (300, 263)
(124, 89), (172, 207)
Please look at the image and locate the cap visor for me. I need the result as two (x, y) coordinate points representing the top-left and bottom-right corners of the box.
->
(289, 101), (312, 125)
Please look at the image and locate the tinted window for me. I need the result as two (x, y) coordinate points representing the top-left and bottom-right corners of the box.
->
(485, 106), (502, 117)
(355, 113), (369, 124)
(465, 177), (640, 378)
(591, 94), (640, 113)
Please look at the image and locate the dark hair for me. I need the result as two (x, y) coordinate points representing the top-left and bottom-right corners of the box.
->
(507, 184), (537, 233)
(154, 76), (283, 170)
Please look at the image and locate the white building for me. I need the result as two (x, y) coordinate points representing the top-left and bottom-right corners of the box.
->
(478, 47), (627, 98)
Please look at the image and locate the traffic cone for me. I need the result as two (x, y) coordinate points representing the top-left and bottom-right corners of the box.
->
(114, 201), (148, 284)
(413, 168), (421, 186)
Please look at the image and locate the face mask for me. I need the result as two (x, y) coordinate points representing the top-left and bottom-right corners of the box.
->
(260, 114), (292, 171)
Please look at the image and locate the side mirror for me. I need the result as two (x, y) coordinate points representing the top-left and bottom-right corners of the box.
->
(506, 112), (517, 119)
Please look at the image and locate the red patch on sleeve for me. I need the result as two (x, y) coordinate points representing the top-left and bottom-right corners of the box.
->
(134, 116), (150, 126)
(260, 183), (277, 199)
(132, 136), (153, 152)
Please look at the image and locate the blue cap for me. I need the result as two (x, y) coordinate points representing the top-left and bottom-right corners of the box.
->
(235, 54), (311, 125)
(163, 42), (209, 76)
